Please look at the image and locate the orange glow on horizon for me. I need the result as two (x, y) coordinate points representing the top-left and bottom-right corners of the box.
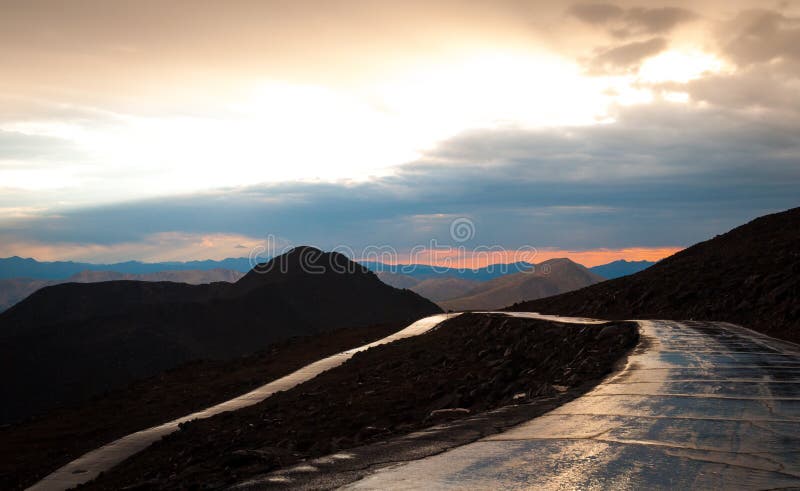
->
(363, 247), (681, 269)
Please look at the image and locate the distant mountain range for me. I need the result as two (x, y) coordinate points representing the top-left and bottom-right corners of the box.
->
(0, 269), (244, 313)
(378, 258), (605, 310)
(362, 261), (536, 281)
(589, 259), (656, 279)
(0, 247), (440, 424)
(0, 256), (256, 280)
(366, 259), (652, 281)
(0, 256), (655, 312)
(0, 256), (654, 283)
(439, 258), (605, 311)
(508, 207), (800, 344)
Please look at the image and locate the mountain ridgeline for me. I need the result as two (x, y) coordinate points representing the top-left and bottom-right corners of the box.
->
(0, 257), (653, 312)
(0, 256), (256, 280)
(0, 247), (441, 424)
(508, 207), (800, 344)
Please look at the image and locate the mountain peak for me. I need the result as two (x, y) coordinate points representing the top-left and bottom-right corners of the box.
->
(538, 257), (577, 266)
(238, 246), (370, 289)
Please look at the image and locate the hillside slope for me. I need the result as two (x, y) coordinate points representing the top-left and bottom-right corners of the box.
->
(508, 207), (800, 343)
(0, 247), (440, 424)
(441, 258), (604, 311)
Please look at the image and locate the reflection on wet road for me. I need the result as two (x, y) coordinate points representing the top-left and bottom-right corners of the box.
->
(347, 318), (800, 490)
(28, 313), (457, 491)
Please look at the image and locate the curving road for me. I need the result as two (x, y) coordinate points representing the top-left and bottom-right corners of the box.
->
(28, 313), (456, 491)
(28, 313), (800, 490)
(346, 316), (800, 490)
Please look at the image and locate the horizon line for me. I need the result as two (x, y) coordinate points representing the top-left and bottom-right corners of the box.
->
(1, 246), (681, 269)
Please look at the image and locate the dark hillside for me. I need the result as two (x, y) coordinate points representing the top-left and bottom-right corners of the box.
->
(0, 247), (440, 424)
(509, 207), (800, 343)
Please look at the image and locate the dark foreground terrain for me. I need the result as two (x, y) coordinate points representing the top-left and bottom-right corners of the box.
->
(510, 207), (800, 344)
(0, 323), (403, 490)
(0, 247), (440, 424)
(82, 313), (638, 490)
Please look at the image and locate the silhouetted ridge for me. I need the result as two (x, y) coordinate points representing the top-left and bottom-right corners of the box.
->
(0, 246), (441, 424)
(508, 207), (800, 343)
(237, 247), (371, 290)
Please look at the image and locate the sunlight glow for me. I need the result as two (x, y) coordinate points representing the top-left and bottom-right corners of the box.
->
(374, 52), (612, 135)
(0, 49), (725, 200)
(639, 50), (726, 83)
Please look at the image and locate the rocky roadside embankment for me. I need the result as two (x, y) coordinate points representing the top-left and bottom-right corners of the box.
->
(83, 313), (638, 490)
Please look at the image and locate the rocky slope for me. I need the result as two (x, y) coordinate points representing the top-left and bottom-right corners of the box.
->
(509, 207), (800, 343)
(0, 247), (440, 424)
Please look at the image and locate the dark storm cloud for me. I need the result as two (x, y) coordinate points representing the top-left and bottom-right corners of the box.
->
(568, 3), (696, 38)
(5, 102), (798, 252)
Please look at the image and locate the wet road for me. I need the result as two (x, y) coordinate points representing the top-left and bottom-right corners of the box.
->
(346, 317), (800, 490)
(28, 313), (456, 491)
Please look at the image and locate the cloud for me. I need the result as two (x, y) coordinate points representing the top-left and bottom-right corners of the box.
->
(649, 9), (800, 118)
(717, 9), (800, 67)
(0, 232), (267, 263)
(673, 65), (800, 116)
(585, 37), (668, 74)
(568, 3), (696, 38)
(2, 101), (797, 259)
(568, 3), (624, 24)
(0, 130), (81, 165)
(621, 7), (697, 37)
(0, 1), (796, 264)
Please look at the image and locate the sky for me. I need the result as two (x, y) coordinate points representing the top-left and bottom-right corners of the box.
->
(0, 0), (798, 267)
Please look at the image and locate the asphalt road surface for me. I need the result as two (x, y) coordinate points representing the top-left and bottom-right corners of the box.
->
(345, 317), (800, 490)
(27, 313), (800, 490)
